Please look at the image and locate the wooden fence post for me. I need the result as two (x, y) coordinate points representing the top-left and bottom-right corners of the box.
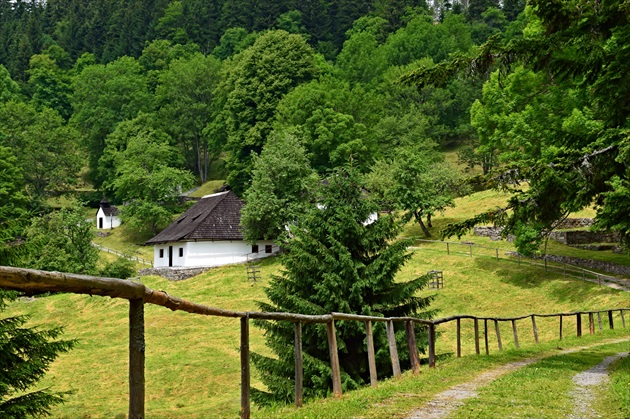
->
(559, 315), (563, 340)
(621, 310), (626, 328)
(365, 321), (378, 387)
(512, 320), (519, 349)
(294, 322), (303, 407)
(428, 323), (436, 368)
(456, 318), (461, 358)
(469, 244), (473, 257)
(129, 299), (145, 419)
(446, 242), (450, 255)
(240, 315), (250, 419)
(597, 312), (603, 331)
(494, 320), (502, 351)
(608, 311), (614, 330)
(484, 319), (489, 355)
(386, 320), (401, 378)
(326, 320), (343, 398)
(576, 313), (582, 337)
(405, 321), (420, 375)
(588, 313), (594, 334)
(495, 248), (499, 261)
(474, 318), (480, 355)
(531, 315), (539, 344)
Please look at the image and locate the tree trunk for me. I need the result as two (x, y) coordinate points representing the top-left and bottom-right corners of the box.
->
(427, 213), (432, 228)
(414, 212), (431, 237)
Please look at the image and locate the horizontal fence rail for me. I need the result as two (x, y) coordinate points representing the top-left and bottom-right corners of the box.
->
(92, 243), (153, 266)
(0, 266), (627, 418)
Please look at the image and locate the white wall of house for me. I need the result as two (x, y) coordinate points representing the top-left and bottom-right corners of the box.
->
(96, 208), (121, 230)
(152, 240), (279, 268)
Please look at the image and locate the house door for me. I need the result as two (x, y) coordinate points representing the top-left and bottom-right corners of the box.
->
(168, 246), (173, 267)
(99, 218), (103, 229)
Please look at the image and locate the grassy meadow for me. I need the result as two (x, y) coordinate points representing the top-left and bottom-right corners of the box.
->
(5, 188), (629, 418)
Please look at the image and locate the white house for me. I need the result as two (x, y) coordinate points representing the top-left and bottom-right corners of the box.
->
(145, 190), (279, 268)
(96, 199), (121, 230)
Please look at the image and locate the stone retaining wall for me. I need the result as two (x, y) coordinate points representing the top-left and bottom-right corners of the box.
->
(530, 254), (630, 276)
(555, 218), (594, 229)
(138, 267), (215, 281)
(473, 226), (515, 242)
(549, 230), (620, 245)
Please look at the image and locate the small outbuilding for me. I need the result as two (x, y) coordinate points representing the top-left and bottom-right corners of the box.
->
(145, 190), (279, 268)
(96, 198), (121, 230)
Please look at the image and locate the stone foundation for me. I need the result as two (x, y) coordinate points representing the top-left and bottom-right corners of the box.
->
(138, 266), (216, 281)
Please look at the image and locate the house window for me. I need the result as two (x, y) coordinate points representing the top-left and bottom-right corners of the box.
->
(252, 244), (259, 253)
(159, 249), (164, 258)
(265, 245), (272, 254)
(179, 247), (183, 257)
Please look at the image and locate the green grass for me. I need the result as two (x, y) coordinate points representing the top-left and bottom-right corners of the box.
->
(601, 355), (630, 418)
(92, 225), (153, 262)
(6, 249), (629, 418)
(449, 341), (629, 419)
(188, 180), (226, 198)
(261, 334), (629, 419)
(409, 188), (630, 268)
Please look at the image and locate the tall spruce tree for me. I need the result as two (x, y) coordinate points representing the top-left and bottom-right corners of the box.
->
(252, 165), (434, 405)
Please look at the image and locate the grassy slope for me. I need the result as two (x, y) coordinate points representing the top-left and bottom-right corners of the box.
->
(7, 248), (629, 418)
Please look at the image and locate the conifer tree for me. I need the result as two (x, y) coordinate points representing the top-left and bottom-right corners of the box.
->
(252, 165), (434, 404)
(0, 291), (75, 417)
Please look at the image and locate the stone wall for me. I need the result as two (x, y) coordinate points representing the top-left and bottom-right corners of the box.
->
(529, 254), (630, 276)
(549, 230), (620, 245)
(473, 226), (514, 242)
(555, 218), (594, 229)
(138, 266), (215, 281)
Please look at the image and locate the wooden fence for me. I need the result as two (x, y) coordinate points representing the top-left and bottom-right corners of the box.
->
(0, 266), (627, 419)
(412, 239), (626, 285)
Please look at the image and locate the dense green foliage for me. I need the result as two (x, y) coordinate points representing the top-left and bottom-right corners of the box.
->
(0, 290), (75, 417)
(406, 0), (630, 254)
(252, 166), (433, 404)
(240, 132), (318, 243)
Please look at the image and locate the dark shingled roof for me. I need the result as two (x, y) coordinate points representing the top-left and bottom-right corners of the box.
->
(98, 199), (119, 216)
(145, 191), (244, 245)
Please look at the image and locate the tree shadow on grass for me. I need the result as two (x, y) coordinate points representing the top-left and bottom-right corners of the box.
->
(470, 258), (616, 306)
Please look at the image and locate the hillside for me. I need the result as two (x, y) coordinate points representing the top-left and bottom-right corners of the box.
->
(6, 242), (628, 417)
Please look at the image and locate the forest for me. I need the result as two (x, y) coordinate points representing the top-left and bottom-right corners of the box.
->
(1, 0), (628, 413)
(1, 0), (627, 272)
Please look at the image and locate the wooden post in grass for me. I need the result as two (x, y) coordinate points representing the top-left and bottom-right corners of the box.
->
(326, 320), (342, 398)
(294, 322), (303, 407)
(559, 315), (563, 340)
(240, 315), (250, 419)
(446, 242), (450, 255)
(495, 248), (499, 261)
(576, 314), (582, 337)
(484, 319), (489, 355)
(512, 320), (519, 349)
(129, 299), (145, 419)
(428, 323), (436, 368)
(365, 321), (378, 387)
(474, 319), (480, 355)
(386, 320), (401, 378)
(620, 310), (626, 328)
(469, 244), (473, 257)
(597, 312), (603, 331)
(456, 318), (461, 358)
(589, 313), (595, 335)
(494, 320), (503, 351)
(608, 311), (614, 329)
(405, 321), (420, 375)
(531, 315), (539, 344)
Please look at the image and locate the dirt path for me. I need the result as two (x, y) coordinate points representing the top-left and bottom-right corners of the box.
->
(405, 339), (628, 419)
(567, 352), (628, 419)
